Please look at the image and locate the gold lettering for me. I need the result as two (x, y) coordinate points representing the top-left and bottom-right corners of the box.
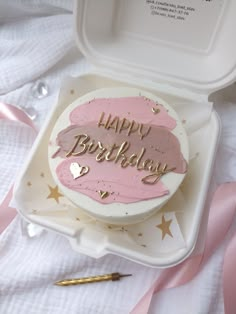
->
(96, 142), (107, 162)
(149, 162), (160, 173)
(73, 134), (90, 156)
(142, 164), (176, 185)
(118, 118), (131, 134)
(128, 154), (137, 166)
(105, 143), (120, 161)
(121, 157), (129, 168)
(121, 153), (137, 168)
(98, 112), (153, 140)
(66, 134), (89, 157)
(127, 120), (139, 136)
(107, 116), (119, 132)
(98, 112), (105, 127)
(66, 116), (176, 185)
(135, 148), (146, 170)
(114, 141), (130, 164)
(139, 124), (151, 140)
(88, 140), (99, 154)
(142, 159), (153, 171)
(105, 114), (112, 129)
(98, 112), (112, 129)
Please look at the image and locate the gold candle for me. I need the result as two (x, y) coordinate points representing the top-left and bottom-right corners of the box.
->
(54, 272), (132, 286)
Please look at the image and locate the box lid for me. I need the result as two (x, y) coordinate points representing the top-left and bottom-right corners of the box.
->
(74, 0), (236, 95)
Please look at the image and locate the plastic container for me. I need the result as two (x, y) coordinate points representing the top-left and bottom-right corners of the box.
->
(13, 0), (235, 267)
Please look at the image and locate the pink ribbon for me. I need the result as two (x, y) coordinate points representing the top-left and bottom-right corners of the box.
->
(0, 103), (37, 131)
(0, 103), (36, 232)
(1, 103), (236, 314)
(0, 187), (16, 234)
(131, 183), (236, 314)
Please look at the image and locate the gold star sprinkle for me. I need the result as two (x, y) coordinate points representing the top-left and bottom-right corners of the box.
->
(47, 185), (63, 203)
(156, 215), (173, 240)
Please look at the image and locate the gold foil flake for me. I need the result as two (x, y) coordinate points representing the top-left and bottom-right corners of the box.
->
(70, 162), (89, 179)
(119, 226), (128, 232)
(98, 190), (110, 199)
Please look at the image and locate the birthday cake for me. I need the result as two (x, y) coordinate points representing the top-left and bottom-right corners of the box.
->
(48, 87), (188, 224)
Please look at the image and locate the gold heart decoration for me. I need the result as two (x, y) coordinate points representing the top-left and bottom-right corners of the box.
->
(70, 162), (89, 179)
(152, 107), (160, 114)
(98, 190), (110, 199)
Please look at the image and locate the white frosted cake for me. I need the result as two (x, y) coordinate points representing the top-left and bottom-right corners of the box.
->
(48, 87), (188, 224)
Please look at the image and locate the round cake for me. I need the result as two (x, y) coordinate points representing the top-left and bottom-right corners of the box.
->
(48, 87), (188, 225)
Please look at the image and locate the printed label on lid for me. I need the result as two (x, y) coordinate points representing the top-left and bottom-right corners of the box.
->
(116, 0), (225, 51)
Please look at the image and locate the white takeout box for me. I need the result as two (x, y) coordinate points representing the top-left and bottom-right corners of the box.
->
(14, 0), (236, 267)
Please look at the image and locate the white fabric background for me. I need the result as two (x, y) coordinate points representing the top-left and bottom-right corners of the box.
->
(0, 1), (236, 313)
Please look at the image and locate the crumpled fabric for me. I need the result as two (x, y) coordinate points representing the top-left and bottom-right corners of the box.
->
(1, 1), (236, 313)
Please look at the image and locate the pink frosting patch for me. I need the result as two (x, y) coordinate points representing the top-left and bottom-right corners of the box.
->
(56, 157), (169, 204)
(70, 96), (176, 130)
(52, 96), (186, 204)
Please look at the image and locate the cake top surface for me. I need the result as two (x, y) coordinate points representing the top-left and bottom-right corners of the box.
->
(48, 87), (188, 221)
